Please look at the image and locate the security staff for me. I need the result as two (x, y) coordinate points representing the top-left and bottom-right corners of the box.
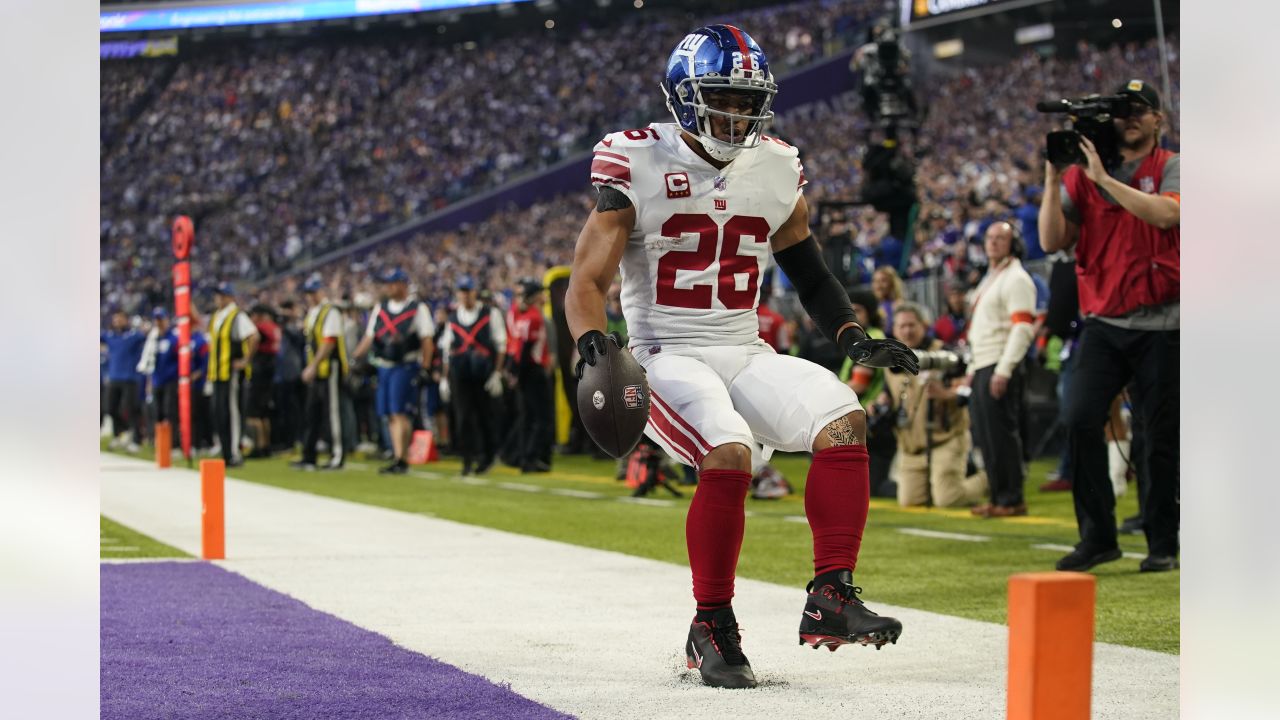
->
(205, 282), (260, 467)
(507, 277), (554, 473)
(439, 275), (506, 476)
(1040, 79), (1180, 573)
(292, 278), (349, 470)
(353, 268), (435, 475)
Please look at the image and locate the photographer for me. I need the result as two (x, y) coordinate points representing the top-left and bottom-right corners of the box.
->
(968, 221), (1037, 518)
(1039, 80), (1179, 573)
(884, 303), (986, 508)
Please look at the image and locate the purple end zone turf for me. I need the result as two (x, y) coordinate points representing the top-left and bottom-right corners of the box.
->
(101, 562), (575, 720)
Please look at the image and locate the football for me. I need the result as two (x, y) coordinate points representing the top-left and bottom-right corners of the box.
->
(576, 340), (651, 458)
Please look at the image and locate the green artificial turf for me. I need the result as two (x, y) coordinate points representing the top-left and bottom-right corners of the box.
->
(104, 442), (1177, 653)
(100, 515), (190, 559)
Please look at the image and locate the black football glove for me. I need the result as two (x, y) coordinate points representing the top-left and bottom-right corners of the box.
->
(840, 331), (920, 375)
(575, 330), (623, 379)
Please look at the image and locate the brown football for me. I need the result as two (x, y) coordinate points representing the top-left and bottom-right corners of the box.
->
(576, 342), (651, 458)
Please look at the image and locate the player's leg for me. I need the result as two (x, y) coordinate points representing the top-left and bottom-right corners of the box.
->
(639, 349), (757, 689)
(731, 349), (902, 650)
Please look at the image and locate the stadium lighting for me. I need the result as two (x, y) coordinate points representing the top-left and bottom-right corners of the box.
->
(633, 0), (643, 7)
(1112, 18), (1123, 28)
(545, 19), (555, 28)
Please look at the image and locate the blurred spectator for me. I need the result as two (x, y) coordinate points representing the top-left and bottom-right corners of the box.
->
(438, 275), (506, 476)
(839, 289), (895, 498)
(273, 299), (307, 452)
(884, 303), (986, 508)
(246, 304), (280, 458)
(353, 268), (435, 474)
(294, 279), (350, 470)
(206, 283), (260, 467)
(966, 222), (1036, 518)
(757, 286), (791, 353)
(506, 277), (554, 473)
(102, 309), (146, 452)
(932, 280), (970, 346)
(871, 266), (904, 335)
(136, 307), (178, 439)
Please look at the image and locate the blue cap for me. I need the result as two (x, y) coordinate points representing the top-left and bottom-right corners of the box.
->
(380, 267), (409, 284)
(456, 275), (476, 291)
(151, 307), (169, 320)
(213, 281), (235, 296)
(302, 277), (323, 293)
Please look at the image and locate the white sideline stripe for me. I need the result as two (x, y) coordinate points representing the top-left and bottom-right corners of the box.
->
(496, 482), (544, 493)
(456, 476), (491, 486)
(100, 454), (1177, 720)
(102, 546), (140, 552)
(897, 528), (991, 543)
(549, 488), (604, 499)
(1031, 543), (1146, 561)
(616, 496), (674, 508)
(100, 537), (120, 544)
(783, 515), (807, 523)
(409, 470), (446, 480)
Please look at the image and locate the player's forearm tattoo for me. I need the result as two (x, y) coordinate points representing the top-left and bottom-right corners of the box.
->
(823, 416), (862, 446)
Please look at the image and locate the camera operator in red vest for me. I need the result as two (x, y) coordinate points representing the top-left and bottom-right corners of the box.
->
(1039, 79), (1179, 573)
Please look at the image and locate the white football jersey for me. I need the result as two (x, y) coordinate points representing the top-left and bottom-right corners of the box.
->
(590, 122), (806, 347)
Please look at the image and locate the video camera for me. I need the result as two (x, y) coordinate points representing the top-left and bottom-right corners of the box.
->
(1036, 94), (1134, 171)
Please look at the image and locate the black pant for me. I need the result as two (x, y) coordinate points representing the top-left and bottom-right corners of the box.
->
(106, 380), (140, 442)
(212, 374), (245, 464)
(300, 373), (347, 467)
(1065, 320), (1179, 556)
(273, 379), (305, 450)
(970, 365), (1027, 507)
(515, 367), (554, 466)
(450, 369), (495, 466)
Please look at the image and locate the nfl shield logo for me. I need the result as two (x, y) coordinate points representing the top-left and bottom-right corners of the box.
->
(623, 384), (643, 409)
(1139, 176), (1155, 193)
(714, 176), (727, 191)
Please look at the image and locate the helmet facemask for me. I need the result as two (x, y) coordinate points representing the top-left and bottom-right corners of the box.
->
(667, 75), (777, 162)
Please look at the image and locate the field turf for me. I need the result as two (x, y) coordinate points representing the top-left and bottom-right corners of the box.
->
(100, 515), (190, 559)
(104, 444), (1176, 653)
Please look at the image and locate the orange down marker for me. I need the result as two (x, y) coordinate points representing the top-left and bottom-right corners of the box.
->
(1007, 572), (1096, 720)
(200, 459), (225, 560)
(155, 421), (171, 469)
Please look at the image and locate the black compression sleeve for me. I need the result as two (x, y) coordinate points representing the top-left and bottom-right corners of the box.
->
(596, 186), (633, 212)
(772, 235), (865, 347)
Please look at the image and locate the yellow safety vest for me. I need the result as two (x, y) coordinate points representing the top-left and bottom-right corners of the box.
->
(208, 307), (252, 383)
(306, 303), (349, 379)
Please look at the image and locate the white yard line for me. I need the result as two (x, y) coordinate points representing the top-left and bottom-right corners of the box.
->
(496, 482), (544, 493)
(100, 453), (1177, 720)
(896, 528), (991, 542)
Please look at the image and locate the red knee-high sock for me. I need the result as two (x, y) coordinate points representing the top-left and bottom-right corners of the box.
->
(686, 468), (752, 610)
(805, 444), (871, 576)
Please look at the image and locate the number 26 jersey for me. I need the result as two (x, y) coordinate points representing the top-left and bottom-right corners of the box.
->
(590, 122), (807, 347)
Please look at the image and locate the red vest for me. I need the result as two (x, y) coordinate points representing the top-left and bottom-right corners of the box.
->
(757, 304), (785, 351)
(507, 304), (549, 368)
(1064, 148), (1180, 318)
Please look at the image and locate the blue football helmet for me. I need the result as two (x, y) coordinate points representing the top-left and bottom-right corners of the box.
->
(661, 24), (778, 162)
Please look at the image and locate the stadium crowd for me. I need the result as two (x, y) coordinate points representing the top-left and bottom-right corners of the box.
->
(100, 0), (880, 315)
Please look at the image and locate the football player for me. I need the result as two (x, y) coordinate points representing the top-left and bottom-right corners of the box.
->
(565, 25), (919, 689)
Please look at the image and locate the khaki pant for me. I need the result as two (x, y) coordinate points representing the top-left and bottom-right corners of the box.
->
(896, 432), (988, 508)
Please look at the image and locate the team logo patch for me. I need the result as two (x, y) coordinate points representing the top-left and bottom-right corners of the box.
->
(592, 390), (606, 410)
(713, 176), (727, 191)
(665, 172), (691, 199)
(1127, 79), (1145, 92)
(622, 384), (644, 409)
(714, 198), (727, 211)
(1139, 176), (1155, 193)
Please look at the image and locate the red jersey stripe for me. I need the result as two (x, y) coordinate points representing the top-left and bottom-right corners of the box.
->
(594, 150), (630, 164)
(650, 392), (714, 454)
(590, 158), (631, 182)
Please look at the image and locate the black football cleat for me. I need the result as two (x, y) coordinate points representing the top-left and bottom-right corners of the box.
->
(685, 607), (757, 689)
(798, 571), (902, 651)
